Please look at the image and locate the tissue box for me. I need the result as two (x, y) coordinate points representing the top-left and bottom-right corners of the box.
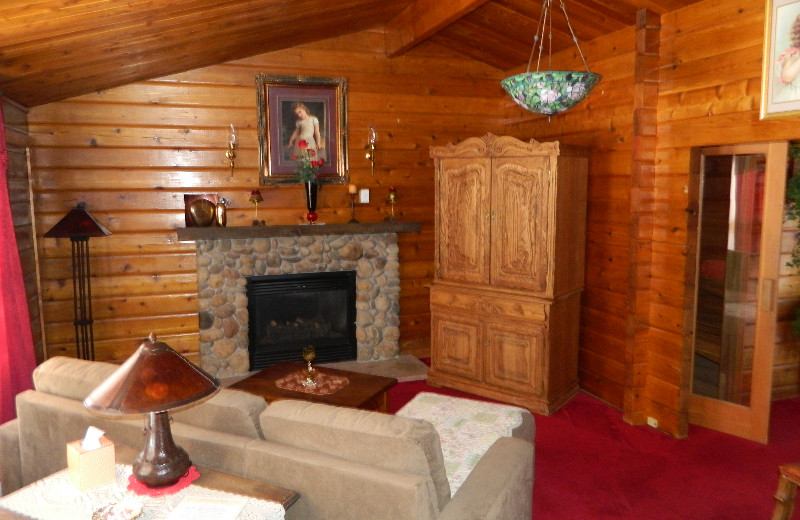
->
(67, 435), (116, 490)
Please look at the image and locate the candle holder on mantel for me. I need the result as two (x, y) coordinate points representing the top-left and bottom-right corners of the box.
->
(348, 183), (358, 223)
(249, 190), (265, 226)
(385, 187), (397, 222)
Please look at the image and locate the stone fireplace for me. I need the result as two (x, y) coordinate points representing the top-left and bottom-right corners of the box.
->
(178, 222), (420, 378)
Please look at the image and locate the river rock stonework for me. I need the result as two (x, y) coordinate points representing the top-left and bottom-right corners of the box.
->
(195, 233), (401, 378)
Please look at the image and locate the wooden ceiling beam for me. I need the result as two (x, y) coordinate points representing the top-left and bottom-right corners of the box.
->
(384, 0), (490, 57)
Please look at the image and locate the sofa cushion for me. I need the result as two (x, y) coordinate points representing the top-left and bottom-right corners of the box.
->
(260, 400), (451, 511)
(32, 357), (118, 400)
(32, 357), (266, 440)
(173, 388), (267, 439)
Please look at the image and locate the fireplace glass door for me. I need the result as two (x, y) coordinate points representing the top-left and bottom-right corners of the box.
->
(247, 271), (357, 370)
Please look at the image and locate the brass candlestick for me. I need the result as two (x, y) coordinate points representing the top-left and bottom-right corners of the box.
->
(385, 187), (397, 222)
(348, 183), (359, 223)
(249, 189), (264, 226)
(349, 194), (358, 223)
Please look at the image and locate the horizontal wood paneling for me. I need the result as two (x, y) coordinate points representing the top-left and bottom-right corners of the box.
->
(28, 31), (506, 362)
(505, 22), (638, 412)
(658, 0), (800, 426)
(507, 0), (800, 438)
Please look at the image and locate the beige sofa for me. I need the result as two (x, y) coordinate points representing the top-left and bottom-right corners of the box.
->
(0, 357), (535, 520)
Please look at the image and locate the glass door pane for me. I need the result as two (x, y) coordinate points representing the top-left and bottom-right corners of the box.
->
(693, 154), (765, 406)
(688, 142), (787, 443)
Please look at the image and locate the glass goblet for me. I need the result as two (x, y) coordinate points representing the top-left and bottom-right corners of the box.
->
(301, 346), (317, 387)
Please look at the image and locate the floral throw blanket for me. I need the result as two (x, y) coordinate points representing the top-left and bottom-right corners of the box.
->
(396, 392), (525, 494)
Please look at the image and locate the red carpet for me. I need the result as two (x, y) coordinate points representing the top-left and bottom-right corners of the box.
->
(388, 380), (800, 519)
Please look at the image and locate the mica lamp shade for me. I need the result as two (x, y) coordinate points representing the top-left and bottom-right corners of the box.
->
(501, 71), (602, 116)
(84, 333), (220, 487)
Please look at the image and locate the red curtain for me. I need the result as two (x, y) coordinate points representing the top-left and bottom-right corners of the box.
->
(0, 104), (36, 424)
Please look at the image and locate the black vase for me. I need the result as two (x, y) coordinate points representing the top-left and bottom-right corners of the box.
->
(305, 181), (318, 224)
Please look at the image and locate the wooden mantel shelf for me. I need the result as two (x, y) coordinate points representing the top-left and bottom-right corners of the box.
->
(176, 221), (421, 241)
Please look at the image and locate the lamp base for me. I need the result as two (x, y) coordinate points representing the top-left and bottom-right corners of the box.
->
(133, 411), (191, 487)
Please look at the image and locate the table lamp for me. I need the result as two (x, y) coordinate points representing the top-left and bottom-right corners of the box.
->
(84, 333), (220, 487)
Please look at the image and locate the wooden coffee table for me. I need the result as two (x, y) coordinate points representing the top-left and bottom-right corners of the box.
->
(229, 361), (397, 412)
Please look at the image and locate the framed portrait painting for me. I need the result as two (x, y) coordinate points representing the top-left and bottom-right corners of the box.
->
(761, 0), (800, 119)
(256, 75), (348, 184)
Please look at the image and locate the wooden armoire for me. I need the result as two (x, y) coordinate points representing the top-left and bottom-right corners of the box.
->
(427, 134), (588, 415)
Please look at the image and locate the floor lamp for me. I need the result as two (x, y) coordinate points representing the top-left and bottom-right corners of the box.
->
(44, 203), (110, 360)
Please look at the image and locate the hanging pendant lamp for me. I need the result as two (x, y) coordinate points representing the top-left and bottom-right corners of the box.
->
(501, 0), (601, 116)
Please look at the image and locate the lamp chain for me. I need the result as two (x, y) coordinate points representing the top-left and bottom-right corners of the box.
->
(559, 0), (593, 72)
(527, 0), (592, 74)
(528, 0), (551, 73)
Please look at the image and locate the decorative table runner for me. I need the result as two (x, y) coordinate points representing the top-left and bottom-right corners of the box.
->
(275, 369), (349, 395)
(397, 392), (525, 494)
(0, 465), (285, 520)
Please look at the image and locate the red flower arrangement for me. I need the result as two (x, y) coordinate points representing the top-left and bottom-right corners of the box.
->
(292, 140), (324, 183)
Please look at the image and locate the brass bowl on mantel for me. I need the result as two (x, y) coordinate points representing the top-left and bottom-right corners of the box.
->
(189, 199), (216, 227)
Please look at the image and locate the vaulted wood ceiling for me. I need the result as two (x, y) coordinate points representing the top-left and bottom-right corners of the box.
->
(1, 0), (705, 108)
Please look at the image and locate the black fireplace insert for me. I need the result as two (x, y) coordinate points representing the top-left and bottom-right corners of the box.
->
(246, 271), (357, 370)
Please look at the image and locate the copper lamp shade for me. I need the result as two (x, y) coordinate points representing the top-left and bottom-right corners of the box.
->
(84, 333), (220, 487)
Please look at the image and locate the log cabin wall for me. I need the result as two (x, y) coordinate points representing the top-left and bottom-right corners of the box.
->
(503, 23), (641, 420)
(2, 98), (44, 363)
(654, 0), (800, 433)
(26, 30), (506, 364)
(506, 0), (800, 437)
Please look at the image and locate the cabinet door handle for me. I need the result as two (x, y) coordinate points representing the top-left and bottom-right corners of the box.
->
(484, 211), (496, 219)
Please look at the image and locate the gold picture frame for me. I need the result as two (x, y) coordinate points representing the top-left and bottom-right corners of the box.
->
(256, 74), (348, 184)
(761, 0), (800, 119)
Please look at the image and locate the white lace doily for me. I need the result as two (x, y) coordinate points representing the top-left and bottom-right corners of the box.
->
(0, 465), (285, 520)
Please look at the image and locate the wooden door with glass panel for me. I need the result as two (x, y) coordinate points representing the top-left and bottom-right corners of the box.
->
(687, 142), (787, 443)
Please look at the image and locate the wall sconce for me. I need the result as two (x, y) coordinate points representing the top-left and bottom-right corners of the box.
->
(365, 126), (377, 176)
(226, 124), (238, 172)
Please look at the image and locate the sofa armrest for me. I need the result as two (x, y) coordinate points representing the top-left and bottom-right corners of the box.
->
(439, 437), (534, 520)
(0, 418), (23, 495)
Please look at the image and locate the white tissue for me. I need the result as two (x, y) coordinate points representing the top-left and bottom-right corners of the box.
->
(81, 426), (104, 450)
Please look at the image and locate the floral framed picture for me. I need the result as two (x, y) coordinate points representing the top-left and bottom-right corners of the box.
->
(256, 74), (348, 184)
(761, 0), (800, 119)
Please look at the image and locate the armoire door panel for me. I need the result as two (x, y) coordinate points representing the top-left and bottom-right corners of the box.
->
(431, 310), (482, 382)
(484, 321), (544, 395)
(437, 158), (491, 284)
(490, 157), (550, 291)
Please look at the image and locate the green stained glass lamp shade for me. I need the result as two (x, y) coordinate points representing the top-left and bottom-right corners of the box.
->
(501, 70), (602, 116)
